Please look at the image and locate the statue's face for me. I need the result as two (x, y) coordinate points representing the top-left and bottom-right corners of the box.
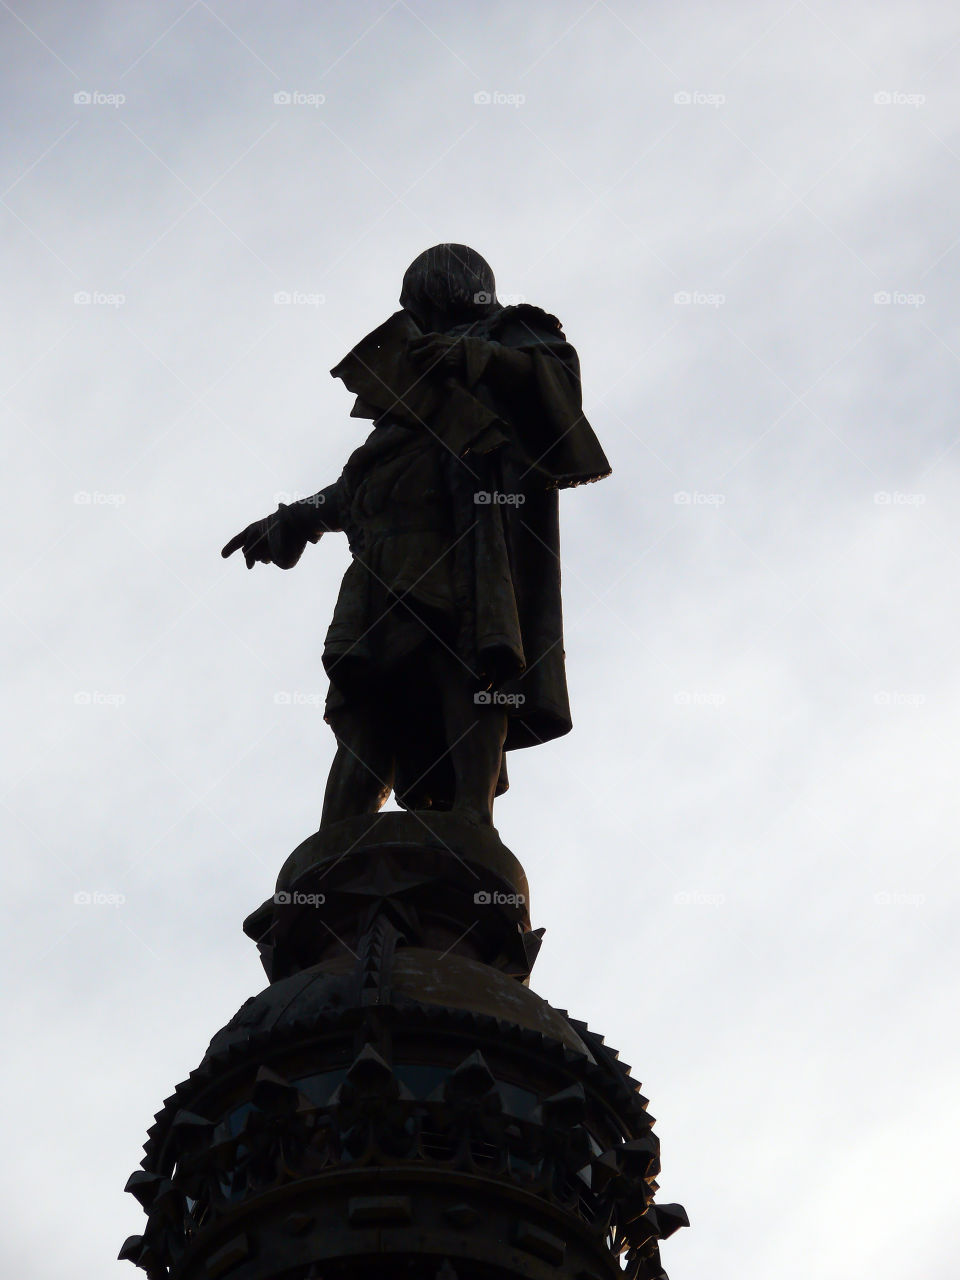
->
(402, 290), (447, 334)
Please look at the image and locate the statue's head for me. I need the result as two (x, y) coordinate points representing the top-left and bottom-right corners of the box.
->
(400, 244), (499, 332)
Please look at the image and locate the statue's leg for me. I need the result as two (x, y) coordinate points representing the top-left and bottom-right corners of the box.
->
(431, 650), (507, 824)
(320, 706), (395, 826)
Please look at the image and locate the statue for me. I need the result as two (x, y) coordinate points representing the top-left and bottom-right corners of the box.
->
(223, 244), (610, 826)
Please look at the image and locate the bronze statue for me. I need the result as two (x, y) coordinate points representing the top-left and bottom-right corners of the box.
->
(223, 244), (610, 826)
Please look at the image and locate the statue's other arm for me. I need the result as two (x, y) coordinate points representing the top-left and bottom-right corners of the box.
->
(408, 333), (535, 399)
(462, 338), (534, 398)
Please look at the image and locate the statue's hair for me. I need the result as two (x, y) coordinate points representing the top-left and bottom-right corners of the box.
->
(399, 244), (498, 326)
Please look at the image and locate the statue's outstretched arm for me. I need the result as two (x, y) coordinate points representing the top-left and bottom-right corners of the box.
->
(221, 482), (343, 571)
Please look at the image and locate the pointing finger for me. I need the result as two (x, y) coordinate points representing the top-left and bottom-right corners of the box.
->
(222, 531), (246, 558)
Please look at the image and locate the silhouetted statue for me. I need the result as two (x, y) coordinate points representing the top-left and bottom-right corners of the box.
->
(223, 245), (610, 825)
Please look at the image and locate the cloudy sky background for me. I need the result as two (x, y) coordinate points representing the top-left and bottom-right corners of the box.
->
(2, 2), (958, 1276)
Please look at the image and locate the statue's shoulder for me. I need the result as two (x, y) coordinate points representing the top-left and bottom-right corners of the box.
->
(490, 303), (567, 346)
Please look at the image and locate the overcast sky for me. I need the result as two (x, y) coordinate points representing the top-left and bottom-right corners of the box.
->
(2, 2), (959, 1277)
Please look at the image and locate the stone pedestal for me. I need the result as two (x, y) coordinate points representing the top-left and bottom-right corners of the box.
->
(122, 815), (686, 1280)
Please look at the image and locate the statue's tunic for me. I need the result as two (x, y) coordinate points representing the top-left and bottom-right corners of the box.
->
(316, 304), (610, 802)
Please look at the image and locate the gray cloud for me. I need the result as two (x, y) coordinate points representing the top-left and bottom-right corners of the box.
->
(2, 3), (958, 1277)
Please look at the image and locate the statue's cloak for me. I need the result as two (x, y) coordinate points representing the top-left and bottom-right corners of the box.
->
(320, 304), (610, 781)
